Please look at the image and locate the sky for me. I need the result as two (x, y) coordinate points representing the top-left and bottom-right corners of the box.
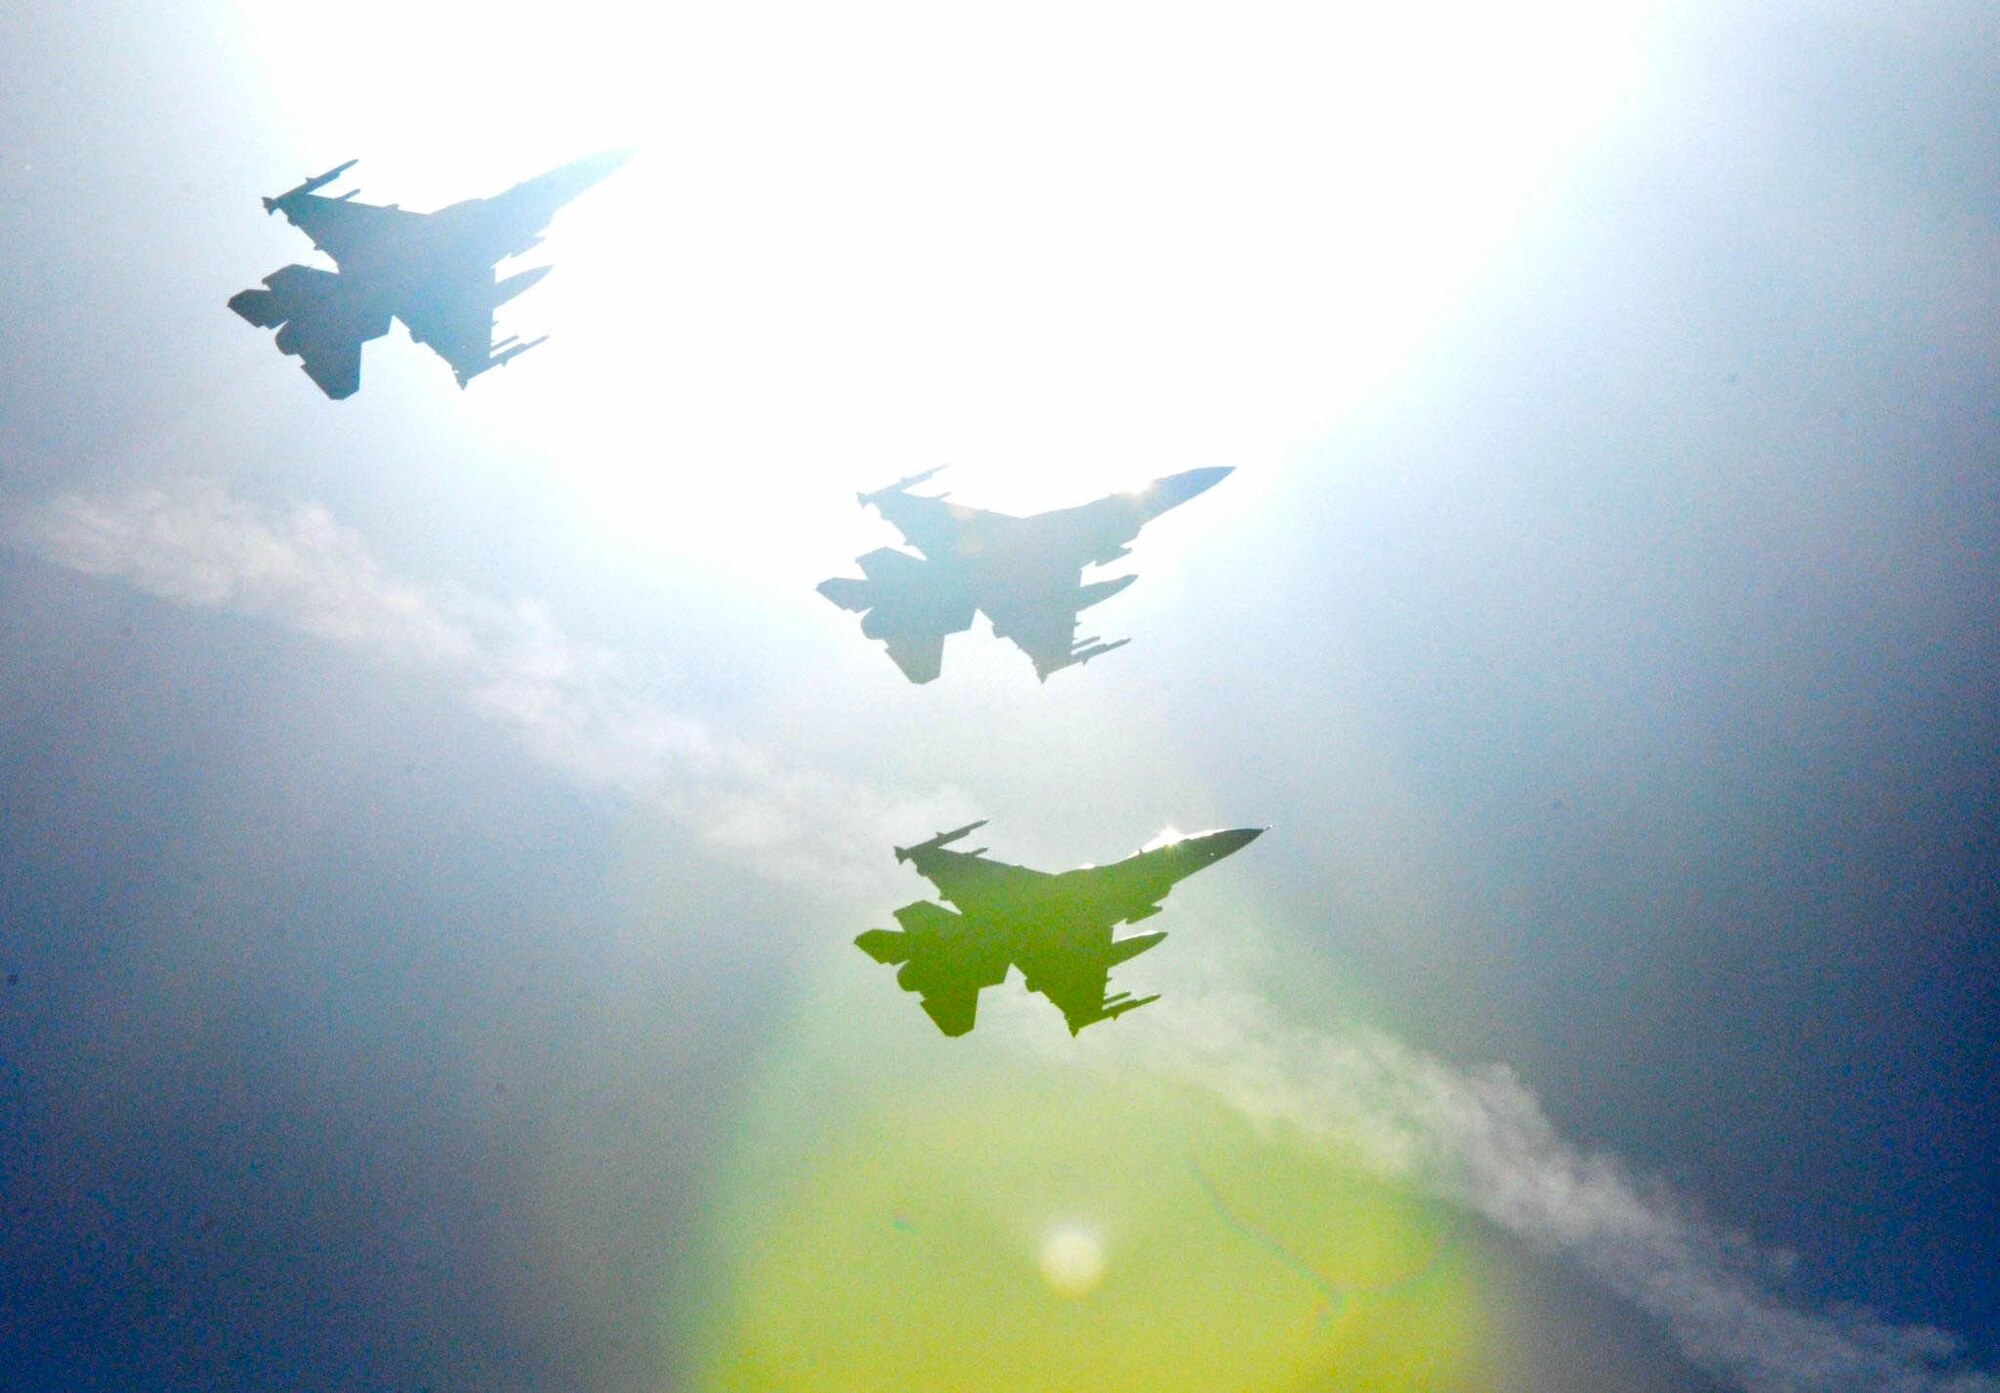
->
(1, 2), (1996, 1391)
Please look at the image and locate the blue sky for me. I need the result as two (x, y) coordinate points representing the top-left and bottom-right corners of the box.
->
(2, 3), (1996, 1391)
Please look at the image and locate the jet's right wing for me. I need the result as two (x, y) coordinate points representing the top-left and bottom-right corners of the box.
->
(1011, 907), (1163, 1035)
(395, 262), (506, 386)
(979, 571), (1133, 681)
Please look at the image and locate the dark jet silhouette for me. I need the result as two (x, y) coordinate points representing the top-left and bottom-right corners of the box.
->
(855, 820), (1262, 1036)
(817, 465), (1231, 682)
(228, 151), (629, 398)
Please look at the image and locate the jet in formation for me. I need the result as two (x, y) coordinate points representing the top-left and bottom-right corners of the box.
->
(855, 820), (1262, 1036)
(228, 150), (630, 399)
(817, 465), (1232, 683)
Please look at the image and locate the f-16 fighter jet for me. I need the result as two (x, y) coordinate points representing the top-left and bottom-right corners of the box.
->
(854, 820), (1262, 1037)
(228, 151), (629, 398)
(817, 465), (1231, 682)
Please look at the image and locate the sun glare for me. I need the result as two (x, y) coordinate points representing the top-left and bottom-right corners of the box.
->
(1040, 1225), (1110, 1298)
(238, 0), (1659, 584)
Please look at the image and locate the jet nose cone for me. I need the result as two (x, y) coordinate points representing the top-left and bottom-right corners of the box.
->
(1165, 826), (1264, 871)
(570, 148), (634, 186)
(1200, 826), (1264, 859)
(533, 149), (635, 204)
(1136, 465), (1233, 519)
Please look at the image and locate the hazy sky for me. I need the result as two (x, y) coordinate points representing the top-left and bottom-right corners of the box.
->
(3, 3), (1996, 1391)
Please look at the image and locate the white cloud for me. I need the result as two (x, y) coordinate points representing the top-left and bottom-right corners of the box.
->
(1150, 988), (1998, 1393)
(8, 476), (1992, 1393)
(2, 476), (970, 897)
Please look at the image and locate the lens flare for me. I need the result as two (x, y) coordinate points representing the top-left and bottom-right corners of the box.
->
(1039, 1225), (1108, 1298)
(688, 1051), (1485, 1392)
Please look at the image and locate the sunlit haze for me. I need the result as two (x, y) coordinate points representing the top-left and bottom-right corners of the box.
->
(239, 0), (1657, 576)
(5, 3), (1996, 1392)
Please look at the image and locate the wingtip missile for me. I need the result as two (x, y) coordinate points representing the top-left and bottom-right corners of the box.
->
(894, 819), (989, 864)
(1072, 637), (1132, 666)
(491, 334), (548, 369)
(1070, 991), (1162, 1033)
(263, 158), (357, 212)
(860, 466), (947, 507)
(449, 334), (549, 388)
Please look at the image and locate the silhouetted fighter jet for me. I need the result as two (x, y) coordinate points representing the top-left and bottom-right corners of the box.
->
(228, 151), (629, 398)
(855, 821), (1262, 1036)
(817, 466), (1231, 682)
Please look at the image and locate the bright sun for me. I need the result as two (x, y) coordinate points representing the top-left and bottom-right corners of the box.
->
(1040, 1225), (1110, 1298)
(238, 0), (1657, 580)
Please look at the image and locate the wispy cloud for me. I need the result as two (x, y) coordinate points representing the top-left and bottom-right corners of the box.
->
(7, 476), (1991, 1393)
(2, 476), (969, 895)
(1149, 988), (1997, 1393)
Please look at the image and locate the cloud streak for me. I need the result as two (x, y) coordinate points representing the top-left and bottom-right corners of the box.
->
(2, 476), (968, 896)
(1150, 988), (1998, 1393)
(8, 476), (1992, 1393)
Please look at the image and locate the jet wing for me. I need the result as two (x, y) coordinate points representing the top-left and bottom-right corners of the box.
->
(979, 573), (1130, 681)
(981, 580), (1085, 680)
(1012, 909), (1161, 1035)
(395, 265), (505, 386)
(883, 632), (948, 684)
(272, 195), (426, 270)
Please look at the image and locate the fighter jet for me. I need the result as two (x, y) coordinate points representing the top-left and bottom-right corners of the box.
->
(854, 821), (1262, 1036)
(817, 466), (1231, 682)
(228, 151), (629, 398)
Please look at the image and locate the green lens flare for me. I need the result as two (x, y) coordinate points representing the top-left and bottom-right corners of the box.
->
(691, 1061), (1485, 1392)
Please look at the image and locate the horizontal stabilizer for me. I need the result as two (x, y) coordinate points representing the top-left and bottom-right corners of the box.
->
(854, 546), (932, 584)
(890, 899), (965, 935)
(922, 992), (978, 1037)
(227, 287), (284, 329)
(815, 576), (872, 613)
(854, 928), (910, 965)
